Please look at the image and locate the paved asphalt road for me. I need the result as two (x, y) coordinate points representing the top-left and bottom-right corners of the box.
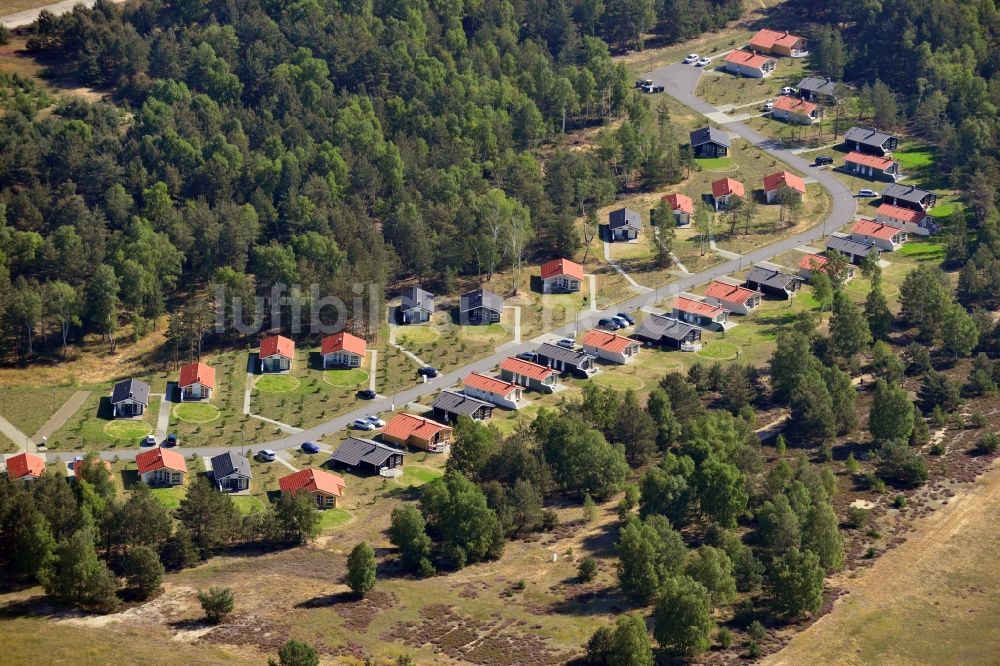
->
(36, 58), (857, 464)
(0, 0), (106, 27)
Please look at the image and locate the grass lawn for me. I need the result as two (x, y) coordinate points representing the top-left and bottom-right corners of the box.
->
(398, 310), (508, 375)
(104, 419), (152, 440)
(591, 370), (645, 391)
(323, 368), (369, 388)
(898, 241), (945, 262)
(317, 507), (352, 531)
(396, 326), (439, 345)
(696, 340), (740, 360)
(398, 465), (443, 486)
(173, 402), (220, 423)
(254, 374), (301, 392)
(696, 156), (735, 171)
(150, 485), (186, 510)
(460, 323), (508, 338)
(232, 495), (267, 515)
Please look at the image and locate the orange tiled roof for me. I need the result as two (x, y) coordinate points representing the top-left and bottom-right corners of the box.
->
(463, 373), (520, 396)
(178, 362), (216, 389)
(750, 28), (804, 50)
(260, 335), (295, 359)
(6, 452), (44, 480)
(500, 357), (557, 382)
(711, 178), (745, 199)
(136, 447), (187, 475)
(540, 257), (584, 281)
(799, 254), (828, 270)
(773, 95), (817, 115)
(279, 468), (345, 497)
(877, 203), (925, 224)
(382, 413), (451, 442)
(852, 218), (904, 241)
(673, 296), (726, 318)
(764, 171), (806, 194)
(845, 151), (896, 170)
(664, 193), (694, 215)
(724, 49), (774, 69)
(321, 332), (367, 357)
(580, 329), (637, 354)
(705, 280), (758, 303)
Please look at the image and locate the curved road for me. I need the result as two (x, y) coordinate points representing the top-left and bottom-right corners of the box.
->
(31, 60), (856, 464)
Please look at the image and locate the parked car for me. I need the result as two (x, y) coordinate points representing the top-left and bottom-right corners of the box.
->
(301, 441), (321, 454)
(636, 78), (653, 88)
(761, 101), (774, 111)
(556, 338), (576, 349)
(257, 449), (276, 462)
(616, 312), (636, 325)
(598, 318), (621, 330)
(357, 389), (376, 400)
(365, 414), (386, 428)
(165, 433), (178, 447)
(516, 351), (537, 362)
(814, 155), (834, 166)
(142, 435), (156, 446)
(683, 53), (699, 64)
(780, 86), (796, 95)
(417, 366), (439, 378)
(696, 57), (711, 67)
(857, 188), (879, 197)
(352, 418), (377, 431)
(612, 316), (630, 328)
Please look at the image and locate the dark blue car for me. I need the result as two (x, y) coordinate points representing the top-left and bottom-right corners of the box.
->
(301, 441), (321, 454)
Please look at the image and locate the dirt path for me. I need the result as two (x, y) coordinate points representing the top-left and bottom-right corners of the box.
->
(33, 389), (89, 444)
(766, 459), (1000, 665)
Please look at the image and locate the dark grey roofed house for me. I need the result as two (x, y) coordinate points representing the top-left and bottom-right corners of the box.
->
(329, 436), (404, 475)
(745, 265), (801, 299)
(797, 77), (841, 101)
(843, 126), (898, 156)
(534, 343), (597, 377)
(432, 390), (494, 423)
(608, 208), (642, 241)
(690, 127), (730, 157)
(881, 183), (937, 212)
(459, 288), (503, 324)
(632, 314), (702, 350)
(210, 451), (251, 492)
(110, 378), (150, 418)
(399, 286), (434, 324)
(826, 234), (881, 265)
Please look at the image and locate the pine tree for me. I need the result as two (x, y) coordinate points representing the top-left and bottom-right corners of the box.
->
(869, 379), (914, 443)
(864, 282), (893, 341)
(41, 528), (119, 613)
(829, 289), (871, 360)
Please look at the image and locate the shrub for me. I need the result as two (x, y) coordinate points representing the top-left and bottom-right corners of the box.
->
(971, 412), (988, 428)
(976, 432), (1000, 454)
(747, 620), (766, 642)
(845, 453), (860, 474)
(864, 546), (877, 558)
(846, 506), (869, 529)
(269, 639), (319, 666)
(578, 556), (598, 583)
(930, 442), (945, 456)
(717, 626), (733, 649)
(198, 587), (235, 624)
(892, 495), (907, 509)
(748, 641), (763, 658)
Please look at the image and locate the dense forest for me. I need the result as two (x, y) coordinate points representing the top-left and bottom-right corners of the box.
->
(0, 0), (696, 361)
